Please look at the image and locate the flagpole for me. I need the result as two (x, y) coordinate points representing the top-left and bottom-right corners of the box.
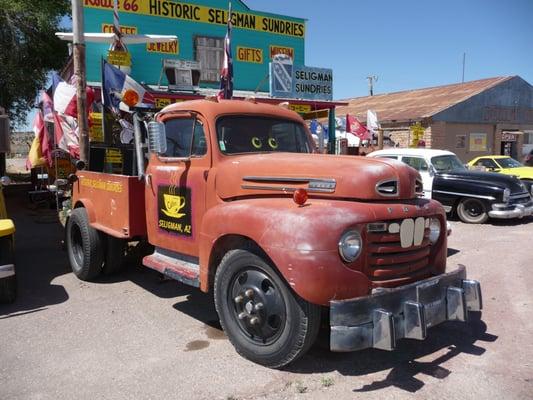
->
(227, 0), (232, 99)
(101, 57), (108, 144)
(72, 0), (89, 164)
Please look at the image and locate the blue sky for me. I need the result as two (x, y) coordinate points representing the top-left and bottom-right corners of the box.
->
(246, 0), (533, 99)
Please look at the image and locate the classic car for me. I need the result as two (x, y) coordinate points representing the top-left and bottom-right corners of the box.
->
(468, 155), (533, 183)
(368, 148), (533, 224)
(0, 176), (16, 303)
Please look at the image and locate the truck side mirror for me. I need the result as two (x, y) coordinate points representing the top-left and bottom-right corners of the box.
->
(147, 122), (168, 154)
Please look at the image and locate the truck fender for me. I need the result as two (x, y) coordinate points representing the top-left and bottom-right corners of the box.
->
(198, 201), (372, 305)
(73, 199), (97, 224)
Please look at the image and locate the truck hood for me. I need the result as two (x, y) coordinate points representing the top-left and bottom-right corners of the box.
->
(438, 169), (527, 194)
(216, 153), (421, 200)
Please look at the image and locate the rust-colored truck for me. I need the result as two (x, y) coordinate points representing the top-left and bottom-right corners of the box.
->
(66, 99), (482, 368)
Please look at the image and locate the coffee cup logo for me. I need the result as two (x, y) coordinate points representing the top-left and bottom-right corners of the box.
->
(162, 194), (187, 219)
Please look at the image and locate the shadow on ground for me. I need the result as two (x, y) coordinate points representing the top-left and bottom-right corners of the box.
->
(287, 312), (496, 393)
(0, 185), (70, 318)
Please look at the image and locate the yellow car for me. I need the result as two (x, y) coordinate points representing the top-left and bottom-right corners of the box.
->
(0, 177), (16, 303)
(468, 155), (533, 182)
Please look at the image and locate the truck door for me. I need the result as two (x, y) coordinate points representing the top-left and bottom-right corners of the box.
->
(144, 114), (210, 257)
(400, 156), (433, 199)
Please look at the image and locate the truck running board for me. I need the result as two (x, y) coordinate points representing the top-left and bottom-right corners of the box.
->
(143, 248), (200, 288)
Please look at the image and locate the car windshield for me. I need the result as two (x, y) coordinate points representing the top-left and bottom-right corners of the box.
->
(431, 155), (467, 173)
(216, 116), (312, 155)
(496, 158), (523, 168)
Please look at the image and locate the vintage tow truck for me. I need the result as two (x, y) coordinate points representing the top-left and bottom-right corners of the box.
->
(66, 99), (482, 368)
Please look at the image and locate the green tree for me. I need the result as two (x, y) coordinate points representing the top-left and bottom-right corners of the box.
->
(0, 0), (70, 127)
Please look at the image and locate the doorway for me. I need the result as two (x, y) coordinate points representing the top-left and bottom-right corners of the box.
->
(500, 140), (517, 159)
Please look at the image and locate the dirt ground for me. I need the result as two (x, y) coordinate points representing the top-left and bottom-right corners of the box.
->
(0, 185), (532, 400)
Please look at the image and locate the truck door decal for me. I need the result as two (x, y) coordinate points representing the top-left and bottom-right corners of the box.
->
(157, 185), (192, 237)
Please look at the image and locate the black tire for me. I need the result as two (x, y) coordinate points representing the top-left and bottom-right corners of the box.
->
(0, 235), (16, 304)
(102, 235), (126, 275)
(66, 208), (104, 280)
(456, 198), (489, 224)
(214, 249), (321, 368)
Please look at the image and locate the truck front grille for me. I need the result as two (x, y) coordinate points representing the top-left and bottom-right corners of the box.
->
(365, 222), (432, 287)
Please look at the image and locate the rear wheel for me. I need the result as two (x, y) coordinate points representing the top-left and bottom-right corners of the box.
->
(214, 249), (321, 368)
(457, 198), (489, 224)
(66, 208), (103, 280)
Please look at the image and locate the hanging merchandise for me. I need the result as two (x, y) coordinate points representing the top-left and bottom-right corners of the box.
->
(53, 112), (80, 159)
(26, 111), (53, 169)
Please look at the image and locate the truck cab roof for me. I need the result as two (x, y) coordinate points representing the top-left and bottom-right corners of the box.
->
(159, 99), (305, 123)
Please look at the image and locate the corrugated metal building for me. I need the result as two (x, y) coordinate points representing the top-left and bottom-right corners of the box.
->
(336, 76), (533, 162)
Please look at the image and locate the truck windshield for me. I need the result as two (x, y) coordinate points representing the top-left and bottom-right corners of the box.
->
(431, 155), (467, 173)
(217, 116), (312, 155)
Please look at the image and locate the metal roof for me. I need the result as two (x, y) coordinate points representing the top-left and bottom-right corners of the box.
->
(335, 76), (514, 123)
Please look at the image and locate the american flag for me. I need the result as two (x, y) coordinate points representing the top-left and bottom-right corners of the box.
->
(218, 1), (233, 100)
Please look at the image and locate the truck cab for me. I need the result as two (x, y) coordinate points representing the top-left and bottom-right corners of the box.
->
(67, 99), (482, 368)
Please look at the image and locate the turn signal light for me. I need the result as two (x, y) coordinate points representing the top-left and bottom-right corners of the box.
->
(293, 189), (308, 206)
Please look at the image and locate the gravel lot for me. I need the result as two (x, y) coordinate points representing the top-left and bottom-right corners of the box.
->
(1, 186), (532, 400)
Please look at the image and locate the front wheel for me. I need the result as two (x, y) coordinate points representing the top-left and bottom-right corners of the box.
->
(214, 249), (321, 369)
(457, 198), (489, 224)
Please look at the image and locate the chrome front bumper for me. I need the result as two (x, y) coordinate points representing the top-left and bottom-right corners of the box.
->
(488, 201), (533, 219)
(330, 265), (482, 352)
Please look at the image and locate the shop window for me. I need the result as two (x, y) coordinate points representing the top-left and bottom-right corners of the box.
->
(524, 131), (533, 145)
(194, 36), (224, 83)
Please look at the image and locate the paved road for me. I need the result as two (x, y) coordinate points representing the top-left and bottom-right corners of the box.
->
(1, 187), (532, 400)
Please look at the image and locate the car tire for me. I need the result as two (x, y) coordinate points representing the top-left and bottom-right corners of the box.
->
(0, 235), (16, 304)
(66, 208), (103, 281)
(214, 249), (321, 369)
(457, 198), (489, 224)
(102, 235), (127, 275)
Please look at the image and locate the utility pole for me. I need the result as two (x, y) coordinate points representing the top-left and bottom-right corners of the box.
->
(367, 75), (378, 96)
(72, 0), (89, 164)
(462, 52), (466, 83)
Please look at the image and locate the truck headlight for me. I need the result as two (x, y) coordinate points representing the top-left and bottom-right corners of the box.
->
(429, 218), (441, 244)
(503, 188), (511, 203)
(338, 230), (362, 263)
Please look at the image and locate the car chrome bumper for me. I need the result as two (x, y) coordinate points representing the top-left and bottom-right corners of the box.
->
(488, 202), (533, 219)
(329, 265), (482, 352)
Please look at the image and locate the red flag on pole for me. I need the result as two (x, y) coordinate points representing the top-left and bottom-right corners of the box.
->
(346, 114), (370, 140)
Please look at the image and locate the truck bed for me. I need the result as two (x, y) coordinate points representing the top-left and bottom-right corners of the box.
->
(72, 171), (147, 239)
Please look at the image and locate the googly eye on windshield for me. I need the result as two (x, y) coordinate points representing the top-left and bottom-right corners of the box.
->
(251, 137), (263, 149)
(268, 137), (279, 149)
